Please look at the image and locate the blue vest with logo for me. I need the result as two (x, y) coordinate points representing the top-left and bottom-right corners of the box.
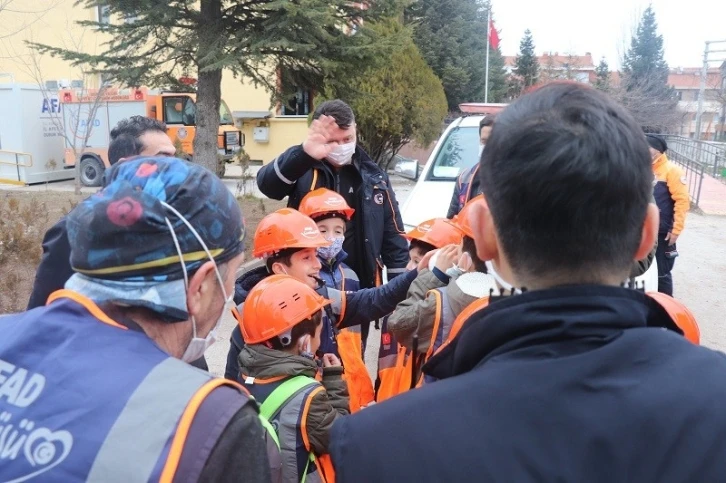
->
(0, 291), (239, 483)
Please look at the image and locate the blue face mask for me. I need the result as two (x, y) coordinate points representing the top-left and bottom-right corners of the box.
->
(317, 236), (344, 261)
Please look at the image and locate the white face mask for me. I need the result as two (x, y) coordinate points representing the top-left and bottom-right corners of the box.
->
(485, 260), (521, 294)
(161, 201), (235, 363)
(326, 142), (356, 166)
(478, 144), (485, 158)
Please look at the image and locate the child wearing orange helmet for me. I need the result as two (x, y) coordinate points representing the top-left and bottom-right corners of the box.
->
(377, 215), (477, 400)
(378, 201), (503, 400)
(225, 208), (429, 390)
(298, 189), (375, 411)
(239, 274), (345, 483)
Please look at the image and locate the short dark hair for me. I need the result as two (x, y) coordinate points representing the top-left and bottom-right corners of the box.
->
(479, 116), (495, 133)
(462, 236), (487, 273)
(108, 116), (168, 165)
(266, 310), (323, 351)
(409, 239), (436, 255)
(266, 247), (303, 273)
(479, 82), (652, 282)
(313, 100), (355, 129)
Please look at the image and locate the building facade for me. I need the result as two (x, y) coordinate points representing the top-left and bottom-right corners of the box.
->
(668, 67), (724, 140)
(0, 1), (308, 165)
(503, 53), (597, 84)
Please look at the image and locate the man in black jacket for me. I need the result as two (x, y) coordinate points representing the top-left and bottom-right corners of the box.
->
(256, 100), (410, 346)
(330, 82), (726, 482)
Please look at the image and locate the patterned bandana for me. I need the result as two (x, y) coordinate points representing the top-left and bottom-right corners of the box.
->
(67, 156), (245, 282)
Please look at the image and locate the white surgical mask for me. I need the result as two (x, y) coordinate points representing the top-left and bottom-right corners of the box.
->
(427, 249), (440, 272)
(326, 142), (356, 166)
(485, 260), (521, 294)
(478, 144), (485, 158)
(161, 201), (235, 363)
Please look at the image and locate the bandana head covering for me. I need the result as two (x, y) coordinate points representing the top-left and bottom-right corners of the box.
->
(67, 156), (245, 282)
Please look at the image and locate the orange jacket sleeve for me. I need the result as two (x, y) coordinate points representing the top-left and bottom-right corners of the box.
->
(666, 165), (689, 235)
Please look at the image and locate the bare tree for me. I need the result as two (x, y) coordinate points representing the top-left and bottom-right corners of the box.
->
(611, 76), (685, 133)
(19, 22), (108, 193)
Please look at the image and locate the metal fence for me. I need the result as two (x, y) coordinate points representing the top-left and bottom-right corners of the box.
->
(658, 135), (708, 207)
(662, 135), (726, 180)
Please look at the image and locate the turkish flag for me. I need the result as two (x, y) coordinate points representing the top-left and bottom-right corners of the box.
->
(488, 20), (500, 50)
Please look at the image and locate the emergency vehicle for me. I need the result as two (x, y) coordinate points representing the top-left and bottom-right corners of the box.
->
(60, 87), (243, 186)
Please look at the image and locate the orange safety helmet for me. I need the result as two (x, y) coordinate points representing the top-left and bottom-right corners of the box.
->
(252, 208), (331, 258)
(406, 218), (463, 249)
(451, 194), (484, 239)
(299, 188), (355, 221)
(648, 292), (700, 344)
(240, 274), (331, 345)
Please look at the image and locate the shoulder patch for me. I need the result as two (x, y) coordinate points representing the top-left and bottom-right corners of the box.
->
(680, 176), (687, 185)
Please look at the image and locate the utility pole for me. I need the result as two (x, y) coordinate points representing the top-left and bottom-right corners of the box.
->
(484, 5), (491, 103)
(694, 40), (726, 141)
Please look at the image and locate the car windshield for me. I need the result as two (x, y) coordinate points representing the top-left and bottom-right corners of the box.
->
(219, 101), (234, 125)
(429, 126), (480, 180)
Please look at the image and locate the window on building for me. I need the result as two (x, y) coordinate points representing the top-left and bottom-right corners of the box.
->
(280, 87), (313, 116)
(97, 4), (111, 25)
(278, 68), (314, 116)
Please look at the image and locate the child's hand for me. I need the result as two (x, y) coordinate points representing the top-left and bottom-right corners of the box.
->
(435, 244), (461, 272)
(322, 353), (342, 367)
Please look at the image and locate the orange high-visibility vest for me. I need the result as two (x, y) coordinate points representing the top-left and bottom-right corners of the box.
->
(377, 291), (492, 401)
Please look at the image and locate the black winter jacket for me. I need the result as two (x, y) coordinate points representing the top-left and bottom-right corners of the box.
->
(256, 145), (409, 288)
(331, 285), (726, 482)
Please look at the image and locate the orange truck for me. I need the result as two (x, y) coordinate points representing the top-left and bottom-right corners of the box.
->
(60, 87), (243, 186)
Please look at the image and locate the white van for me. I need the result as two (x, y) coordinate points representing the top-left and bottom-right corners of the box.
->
(400, 114), (485, 231)
(398, 110), (659, 292)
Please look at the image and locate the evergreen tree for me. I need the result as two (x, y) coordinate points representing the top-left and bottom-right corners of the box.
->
(406, 0), (505, 109)
(622, 5), (670, 96)
(325, 20), (448, 169)
(487, 44), (508, 103)
(595, 58), (611, 91)
(515, 29), (539, 90)
(31, 0), (399, 175)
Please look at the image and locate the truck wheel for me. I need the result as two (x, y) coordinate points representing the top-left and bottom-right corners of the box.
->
(79, 156), (105, 187)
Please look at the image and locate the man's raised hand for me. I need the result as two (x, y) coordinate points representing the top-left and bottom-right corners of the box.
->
(302, 115), (339, 160)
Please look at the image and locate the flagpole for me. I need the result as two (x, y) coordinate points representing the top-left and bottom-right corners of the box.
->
(485, 5), (491, 103)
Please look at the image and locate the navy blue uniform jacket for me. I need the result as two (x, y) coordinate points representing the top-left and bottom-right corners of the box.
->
(330, 285), (726, 482)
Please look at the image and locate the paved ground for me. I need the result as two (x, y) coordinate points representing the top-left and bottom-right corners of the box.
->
(696, 175), (726, 215)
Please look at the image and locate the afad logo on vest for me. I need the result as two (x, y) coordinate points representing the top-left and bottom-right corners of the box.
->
(0, 358), (74, 482)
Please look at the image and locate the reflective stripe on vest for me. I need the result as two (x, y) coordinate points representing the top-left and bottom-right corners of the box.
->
(87, 357), (210, 483)
(421, 288), (456, 385)
(249, 376), (325, 482)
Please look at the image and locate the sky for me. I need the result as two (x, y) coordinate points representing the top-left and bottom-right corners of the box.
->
(493, 0), (726, 70)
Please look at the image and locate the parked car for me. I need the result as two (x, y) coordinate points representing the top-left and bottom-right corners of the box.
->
(400, 115), (483, 231)
(399, 108), (659, 292)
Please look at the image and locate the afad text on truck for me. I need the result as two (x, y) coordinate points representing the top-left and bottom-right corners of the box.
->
(59, 87), (243, 187)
